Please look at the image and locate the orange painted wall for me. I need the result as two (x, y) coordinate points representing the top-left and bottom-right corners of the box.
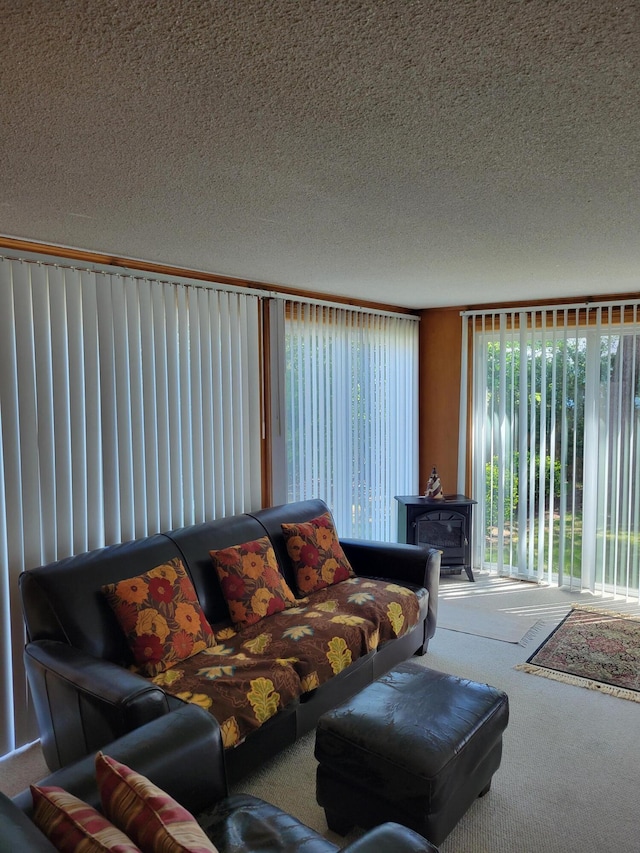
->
(418, 307), (464, 496)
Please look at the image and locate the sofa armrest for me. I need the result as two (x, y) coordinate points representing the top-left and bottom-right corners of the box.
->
(340, 539), (440, 638)
(12, 705), (227, 819)
(0, 792), (58, 852)
(24, 639), (173, 771)
(343, 822), (439, 852)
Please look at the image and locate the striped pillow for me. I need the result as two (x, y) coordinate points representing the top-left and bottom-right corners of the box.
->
(95, 752), (218, 853)
(30, 784), (141, 852)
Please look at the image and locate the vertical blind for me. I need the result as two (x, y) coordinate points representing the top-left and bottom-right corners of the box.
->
(284, 300), (419, 540)
(0, 255), (262, 756)
(464, 301), (640, 600)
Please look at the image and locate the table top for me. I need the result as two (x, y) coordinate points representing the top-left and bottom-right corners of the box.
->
(394, 494), (477, 506)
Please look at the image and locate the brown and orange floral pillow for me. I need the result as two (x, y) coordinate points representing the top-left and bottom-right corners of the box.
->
(281, 512), (355, 595)
(102, 557), (217, 676)
(210, 536), (297, 630)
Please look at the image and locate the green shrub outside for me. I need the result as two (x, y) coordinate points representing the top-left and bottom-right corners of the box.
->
(485, 451), (563, 528)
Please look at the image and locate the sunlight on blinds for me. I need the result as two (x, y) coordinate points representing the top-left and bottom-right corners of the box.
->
(465, 302), (640, 601)
(0, 255), (262, 756)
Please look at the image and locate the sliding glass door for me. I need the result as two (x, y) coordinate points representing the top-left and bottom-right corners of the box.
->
(468, 304), (640, 600)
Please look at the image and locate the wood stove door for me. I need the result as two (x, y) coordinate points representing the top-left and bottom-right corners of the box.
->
(415, 510), (466, 564)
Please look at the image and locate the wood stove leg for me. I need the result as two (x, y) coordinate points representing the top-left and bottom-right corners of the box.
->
(465, 565), (475, 581)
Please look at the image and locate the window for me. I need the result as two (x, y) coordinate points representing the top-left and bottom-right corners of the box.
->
(280, 300), (419, 540)
(466, 303), (640, 600)
(0, 254), (262, 756)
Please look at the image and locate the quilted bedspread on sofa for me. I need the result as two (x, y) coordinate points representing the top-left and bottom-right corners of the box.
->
(148, 576), (423, 747)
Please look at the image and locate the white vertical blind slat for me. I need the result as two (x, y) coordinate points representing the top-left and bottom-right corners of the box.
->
(0, 405), (13, 756)
(176, 287), (193, 525)
(80, 271), (104, 551)
(188, 287), (205, 521)
(66, 269), (88, 556)
(125, 279), (146, 539)
(198, 290), (216, 521)
(31, 265), (58, 562)
(0, 262), (26, 753)
(165, 283), (183, 527)
(247, 296), (263, 509)
(113, 275), (135, 540)
(582, 307), (600, 592)
(497, 315), (507, 575)
(224, 292), (235, 511)
(152, 282), (172, 533)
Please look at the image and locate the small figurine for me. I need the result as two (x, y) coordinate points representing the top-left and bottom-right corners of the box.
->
(425, 466), (444, 499)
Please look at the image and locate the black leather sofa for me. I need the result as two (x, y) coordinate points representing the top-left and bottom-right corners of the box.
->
(19, 499), (440, 784)
(2, 704), (439, 852)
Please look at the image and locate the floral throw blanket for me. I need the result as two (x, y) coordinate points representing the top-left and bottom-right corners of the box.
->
(148, 577), (423, 749)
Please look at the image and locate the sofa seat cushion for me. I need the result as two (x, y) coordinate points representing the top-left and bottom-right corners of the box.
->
(147, 644), (304, 750)
(146, 578), (424, 749)
(273, 577), (424, 691)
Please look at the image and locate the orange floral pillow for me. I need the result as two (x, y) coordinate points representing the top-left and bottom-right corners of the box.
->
(102, 558), (217, 676)
(281, 512), (355, 595)
(209, 536), (297, 630)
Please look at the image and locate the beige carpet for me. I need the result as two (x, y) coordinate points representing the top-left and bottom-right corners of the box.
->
(0, 740), (48, 798)
(436, 574), (552, 644)
(437, 598), (544, 644)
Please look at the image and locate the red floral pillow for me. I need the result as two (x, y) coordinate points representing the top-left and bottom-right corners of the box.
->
(102, 558), (217, 676)
(281, 512), (355, 594)
(210, 536), (297, 630)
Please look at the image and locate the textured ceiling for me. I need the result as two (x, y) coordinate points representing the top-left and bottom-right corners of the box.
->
(1, 0), (639, 309)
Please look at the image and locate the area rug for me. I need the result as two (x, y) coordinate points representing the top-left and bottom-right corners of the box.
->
(515, 605), (640, 702)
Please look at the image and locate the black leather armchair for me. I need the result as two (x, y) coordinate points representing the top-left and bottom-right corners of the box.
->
(2, 704), (439, 853)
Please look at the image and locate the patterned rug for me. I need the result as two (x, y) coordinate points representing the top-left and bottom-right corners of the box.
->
(515, 605), (640, 702)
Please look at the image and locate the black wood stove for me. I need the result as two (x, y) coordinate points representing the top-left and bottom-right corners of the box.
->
(395, 494), (477, 581)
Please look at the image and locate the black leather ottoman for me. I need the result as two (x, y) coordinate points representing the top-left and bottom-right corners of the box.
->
(314, 662), (509, 846)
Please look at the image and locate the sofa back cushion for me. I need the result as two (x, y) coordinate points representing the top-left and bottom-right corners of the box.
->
(19, 501), (342, 665)
(164, 515), (268, 626)
(19, 536), (185, 665)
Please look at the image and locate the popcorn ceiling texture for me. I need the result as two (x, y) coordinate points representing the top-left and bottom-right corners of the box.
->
(1, 0), (638, 308)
